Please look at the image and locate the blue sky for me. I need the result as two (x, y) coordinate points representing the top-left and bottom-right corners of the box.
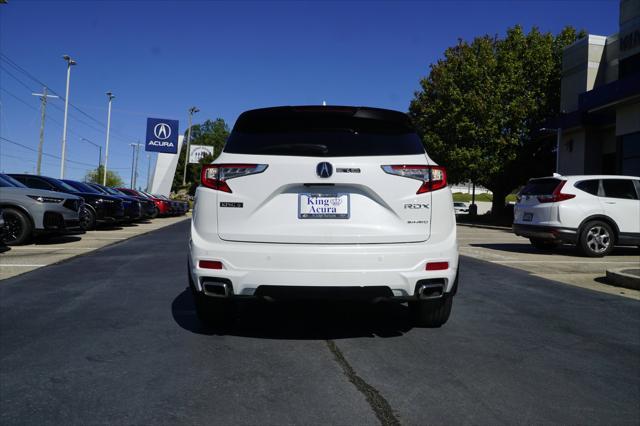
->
(0, 0), (619, 184)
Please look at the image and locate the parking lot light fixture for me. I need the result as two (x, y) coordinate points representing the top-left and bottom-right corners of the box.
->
(182, 106), (200, 187)
(539, 127), (562, 173)
(60, 55), (76, 179)
(103, 91), (115, 185)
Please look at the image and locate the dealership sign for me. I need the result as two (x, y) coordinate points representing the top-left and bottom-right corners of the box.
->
(145, 118), (179, 153)
(189, 145), (214, 163)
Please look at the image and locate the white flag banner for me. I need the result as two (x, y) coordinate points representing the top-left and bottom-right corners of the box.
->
(189, 145), (214, 164)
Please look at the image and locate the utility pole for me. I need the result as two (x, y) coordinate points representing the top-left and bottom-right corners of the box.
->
(80, 137), (102, 176)
(31, 87), (58, 175)
(60, 55), (76, 179)
(129, 142), (142, 189)
(103, 91), (115, 185)
(182, 106), (199, 186)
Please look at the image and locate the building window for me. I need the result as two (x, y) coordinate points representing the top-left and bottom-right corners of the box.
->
(621, 132), (640, 175)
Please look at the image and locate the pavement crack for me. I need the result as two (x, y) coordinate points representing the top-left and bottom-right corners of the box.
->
(326, 339), (401, 426)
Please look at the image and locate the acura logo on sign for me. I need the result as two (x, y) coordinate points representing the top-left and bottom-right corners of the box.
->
(316, 162), (333, 178)
(153, 123), (171, 140)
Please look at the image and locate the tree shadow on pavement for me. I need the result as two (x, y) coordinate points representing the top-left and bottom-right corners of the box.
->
(171, 288), (413, 340)
(470, 243), (640, 256)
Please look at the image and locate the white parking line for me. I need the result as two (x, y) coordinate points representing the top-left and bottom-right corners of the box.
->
(0, 264), (47, 267)
(9, 247), (99, 250)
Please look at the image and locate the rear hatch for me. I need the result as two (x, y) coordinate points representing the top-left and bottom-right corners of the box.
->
(210, 106), (443, 244)
(515, 177), (562, 224)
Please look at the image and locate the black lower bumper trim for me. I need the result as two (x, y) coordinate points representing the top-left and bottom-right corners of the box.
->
(512, 223), (578, 243)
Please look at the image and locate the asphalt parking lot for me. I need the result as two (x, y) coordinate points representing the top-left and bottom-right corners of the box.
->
(458, 224), (640, 299)
(0, 220), (638, 424)
(0, 215), (189, 280)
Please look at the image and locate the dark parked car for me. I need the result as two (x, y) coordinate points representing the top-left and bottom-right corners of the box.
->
(65, 181), (143, 222)
(9, 174), (124, 230)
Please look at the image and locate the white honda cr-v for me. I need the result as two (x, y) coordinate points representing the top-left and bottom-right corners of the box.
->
(189, 106), (458, 327)
(513, 174), (640, 256)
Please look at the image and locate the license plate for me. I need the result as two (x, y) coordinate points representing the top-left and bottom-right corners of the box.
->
(298, 194), (350, 219)
(523, 212), (533, 222)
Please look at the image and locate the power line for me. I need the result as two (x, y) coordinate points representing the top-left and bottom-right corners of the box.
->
(1, 87), (39, 112)
(0, 53), (137, 141)
(0, 64), (37, 92)
(0, 136), (96, 167)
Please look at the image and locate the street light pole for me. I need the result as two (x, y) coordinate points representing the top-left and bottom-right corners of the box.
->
(31, 87), (58, 175)
(60, 55), (76, 178)
(182, 106), (199, 186)
(103, 91), (115, 185)
(130, 143), (136, 189)
(129, 143), (143, 189)
(539, 127), (562, 174)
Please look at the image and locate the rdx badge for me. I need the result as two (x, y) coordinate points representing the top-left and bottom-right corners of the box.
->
(404, 203), (430, 209)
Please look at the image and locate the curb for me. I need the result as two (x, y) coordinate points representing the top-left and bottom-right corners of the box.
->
(457, 223), (512, 231)
(605, 268), (640, 290)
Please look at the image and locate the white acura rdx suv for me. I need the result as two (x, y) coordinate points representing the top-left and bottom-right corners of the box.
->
(189, 106), (458, 327)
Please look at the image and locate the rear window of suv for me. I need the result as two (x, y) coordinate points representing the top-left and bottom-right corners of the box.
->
(575, 179), (600, 196)
(520, 178), (560, 195)
(224, 107), (425, 157)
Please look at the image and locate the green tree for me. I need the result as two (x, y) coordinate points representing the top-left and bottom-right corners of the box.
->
(172, 118), (230, 193)
(84, 165), (124, 187)
(409, 25), (585, 216)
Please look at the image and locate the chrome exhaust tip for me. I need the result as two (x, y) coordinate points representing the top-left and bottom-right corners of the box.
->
(202, 280), (231, 297)
(416, 281), (445, 300)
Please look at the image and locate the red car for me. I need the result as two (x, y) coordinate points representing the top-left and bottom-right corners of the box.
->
(117, 188), (172, 217)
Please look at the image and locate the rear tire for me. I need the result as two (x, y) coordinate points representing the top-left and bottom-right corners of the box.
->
(529, 238), (560, 250)
(409, 296), (453, 328)
(578, 220), (614, 257)
(1, 208), (32, 245)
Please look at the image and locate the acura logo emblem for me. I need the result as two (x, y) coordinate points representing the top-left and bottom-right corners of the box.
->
(153, 123), (171, 140)
(316, 162), (333, 178)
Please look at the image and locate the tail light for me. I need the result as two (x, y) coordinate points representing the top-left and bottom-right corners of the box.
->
(381, 165), (447, 194)
(201, 164), (268, 193)
(537, 181), (575, 203)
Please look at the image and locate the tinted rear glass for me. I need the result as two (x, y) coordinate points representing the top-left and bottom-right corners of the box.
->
(224, 108), (425, 157)
(520, 178), (561, 195)
(602, 179), (638, 200)
(575, 179), (600, 196)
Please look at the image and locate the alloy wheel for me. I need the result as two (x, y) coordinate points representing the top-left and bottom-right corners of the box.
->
(4, 215), (23, 243)
(586, 226), (610, 254)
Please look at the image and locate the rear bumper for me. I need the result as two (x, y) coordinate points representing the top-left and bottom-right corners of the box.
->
(189, 226), (459, 300)
(512, 223), (578, 243)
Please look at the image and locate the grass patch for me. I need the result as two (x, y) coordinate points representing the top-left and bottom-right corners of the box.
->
(452, 192), (518, 203)
(452, 192), (492, 202)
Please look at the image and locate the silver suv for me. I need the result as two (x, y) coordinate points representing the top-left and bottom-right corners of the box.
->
(0, 174), (83, 245)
